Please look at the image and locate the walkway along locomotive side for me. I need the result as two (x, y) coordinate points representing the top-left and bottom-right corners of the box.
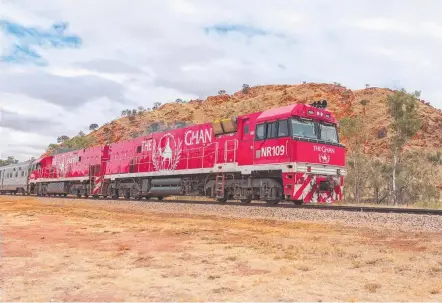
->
(20, 100), (347, 204)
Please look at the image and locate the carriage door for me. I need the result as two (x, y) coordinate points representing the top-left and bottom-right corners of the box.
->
(237, 118), (253, 165)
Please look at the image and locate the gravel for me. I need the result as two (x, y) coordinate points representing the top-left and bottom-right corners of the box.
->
(26, 196), (442, 233)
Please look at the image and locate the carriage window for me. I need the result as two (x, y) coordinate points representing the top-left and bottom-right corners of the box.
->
(266, 122), (278, 139)
(244, 125), (249, 135)
(137, 146), (142, 153)
(278, 120), (289, 137)
(255, 124), (266, 140)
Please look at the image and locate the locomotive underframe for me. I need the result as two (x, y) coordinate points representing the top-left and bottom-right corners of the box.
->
(28, 171), (285, 203)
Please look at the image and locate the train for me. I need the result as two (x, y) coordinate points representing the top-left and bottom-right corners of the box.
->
(0, 100), (346, 204)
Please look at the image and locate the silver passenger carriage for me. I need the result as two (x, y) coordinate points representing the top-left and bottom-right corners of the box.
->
(0, 160), (33, 194)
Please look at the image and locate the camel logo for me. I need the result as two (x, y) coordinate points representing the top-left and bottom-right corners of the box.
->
(152, 133), (183, 171)
(318, 153), (330, 164)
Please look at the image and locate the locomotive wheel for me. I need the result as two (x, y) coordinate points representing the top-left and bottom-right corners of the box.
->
(240, 197), (252, 203)
(265, 200), (280, 205)
(111, 194), (119, 200)
(157, 196), (163, 201)
(293, 200), (303, 205)
(216, 197), (227, 203)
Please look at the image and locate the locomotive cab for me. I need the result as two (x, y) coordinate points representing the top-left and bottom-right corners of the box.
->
(252, 100), (345, 203)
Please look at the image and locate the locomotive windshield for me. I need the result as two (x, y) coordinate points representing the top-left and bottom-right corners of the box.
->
(320, 123), (339, 143)
(291, 118), (339, 143)
(291, 119), (317, 139)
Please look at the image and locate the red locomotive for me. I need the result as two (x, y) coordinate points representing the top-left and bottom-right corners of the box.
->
(28, 100), (346, 204)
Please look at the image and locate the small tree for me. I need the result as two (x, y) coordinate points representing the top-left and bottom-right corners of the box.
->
(242, 84), (250, 93)
(218, 90), (226, 95)
(121, 109), (131, 116)
(175, 98), (183, 103)
(368, 159), (390, 204)
(132, 109), (137, 116)
(377, 127), (387, 139)
(386, 88), (422, 205)
(365, 84), (370, 88)
(89, 123), (99, 131)
(360, 99), (368, 115)
(152, 102), (162, 110)
(427, 151), (442, 165)
(78, 130), (86, 137)
(0, 156), (19, 167)
(57, 135), (70, 143)
(175, 121), (187, 129)
(138, 106), (145, 112)
(396, 151), (440, 205)
(340, 116), (369, 203)
(147, 122), (161, 133)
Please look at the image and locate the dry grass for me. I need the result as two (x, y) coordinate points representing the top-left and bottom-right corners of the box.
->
(365, 283), (382, 293)
(1, 196), (442, 301)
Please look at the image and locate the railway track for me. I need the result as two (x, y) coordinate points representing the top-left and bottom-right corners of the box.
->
(4, 193), (442, 216)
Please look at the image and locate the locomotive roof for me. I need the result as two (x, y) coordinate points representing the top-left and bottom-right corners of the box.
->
(256, 103), (336, 124)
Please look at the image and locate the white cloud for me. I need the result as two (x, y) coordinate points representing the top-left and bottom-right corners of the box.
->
(0, 0), (442, 161)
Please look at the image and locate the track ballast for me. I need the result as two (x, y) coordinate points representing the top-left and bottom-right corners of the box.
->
(6, 192), (442, 216)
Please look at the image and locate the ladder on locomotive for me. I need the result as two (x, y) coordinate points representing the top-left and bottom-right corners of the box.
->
(215, 172), (225, 199)
(89, 164), (102, 196)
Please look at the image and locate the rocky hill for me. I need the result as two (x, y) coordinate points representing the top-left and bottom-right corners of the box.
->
(87, 83), (442, 158)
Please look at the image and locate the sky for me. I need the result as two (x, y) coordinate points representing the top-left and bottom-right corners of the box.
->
(1, 0), (442, 161)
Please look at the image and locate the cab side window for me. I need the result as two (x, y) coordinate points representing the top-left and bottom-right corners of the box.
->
(266, 122), (278, 138)
(278, 120), (289, 137)
(255, 124), (266, 140)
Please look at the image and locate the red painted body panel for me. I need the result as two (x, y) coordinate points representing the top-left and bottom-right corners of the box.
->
(292, 141), (345, 167)
(30, 146), (103, 180)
